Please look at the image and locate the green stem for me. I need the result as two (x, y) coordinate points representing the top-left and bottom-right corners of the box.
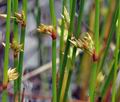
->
(14, 58), (19, 100)
(59, 0), (67, 75)
(58, 0), (76, 101)
(13, 0), (18, 40)
(2, 0), (11, 101)
(63, 0), (85, 101)
(52, 40), (57, 102)
(69, 0), (73, 13)
(13, 0), (19, 101)
(89, 63), (98, 102)
(49, 0), (56, 26)
(17, 0), (27, 102)
(59, 1), (67, 101)
(49, 0), (57, 102)
(94, 0), (99, 53)
(60, 57), (72, 102)
(89, 0), (99, 101)
(112, 1), (120, 101)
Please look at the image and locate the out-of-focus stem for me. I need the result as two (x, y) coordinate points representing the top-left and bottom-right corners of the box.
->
(112, 1), (120, 101)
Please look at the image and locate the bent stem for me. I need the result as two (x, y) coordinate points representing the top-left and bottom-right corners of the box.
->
(2, 0), (11, 102)
(49, 0), (57, 102)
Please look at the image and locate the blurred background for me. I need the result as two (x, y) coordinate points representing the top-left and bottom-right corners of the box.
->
(0, 0), (120, 102)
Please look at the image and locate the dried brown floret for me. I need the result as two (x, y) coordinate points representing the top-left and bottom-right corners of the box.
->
(37, 24), (57, 40)
(69, 32), (95, 56)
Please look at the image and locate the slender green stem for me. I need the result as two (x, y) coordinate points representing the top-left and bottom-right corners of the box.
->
(112, 1), (120, 101)
(49, 0), (57, 102)
(60, 57), (72, 102)
(63, 0), (85, 101)
(89, 64), (98, 102)
(2, 0), (11, 102)
(13, 0), (19, 101)
(94, 0), (99, 53)
(58, 0), (76, 101)
(18, 27), (26, 102)
(13, 0), (18, 40)
(69, 0), (73, 13)
(59, 1), (67, 101)
(17, 0), (27, 102)
(89, 0), (99, 101)
(59, 0), (67, 75)
(49, 0), (56, 26)
(52, 40), (57, 102)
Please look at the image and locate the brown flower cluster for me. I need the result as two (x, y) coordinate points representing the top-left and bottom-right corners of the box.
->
(37, 24), (56, 40)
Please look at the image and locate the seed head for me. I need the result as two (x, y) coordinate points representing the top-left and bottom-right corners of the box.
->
(11, 40), (23, 57)
(37, 24), (56, 39)
(61, 7), (70, 29)
(0, 11), (26, 27)
(8, 68), (19, 81)
(14, 11), (26, 27)
(2, 40), (23, 57)
(69, 32), (95, 56)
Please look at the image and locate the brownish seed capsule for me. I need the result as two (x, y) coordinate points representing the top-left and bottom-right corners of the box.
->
(37, 24), (57, 40)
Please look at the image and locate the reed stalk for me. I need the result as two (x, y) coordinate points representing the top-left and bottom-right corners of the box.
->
(60, 57), (72, 102)
(17, 0), (27, 102)
(58, 0), (76, 101)
(59, 0), (67, 75)
(69, 0), (73, 12)
(2, 0), (11, 101)
(89, 0), (100, 101)
(112, 1), (120, 101)
(49, 0), (57, 102)
(63, 0), (85, 101)
(13, 0), (19, 101)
